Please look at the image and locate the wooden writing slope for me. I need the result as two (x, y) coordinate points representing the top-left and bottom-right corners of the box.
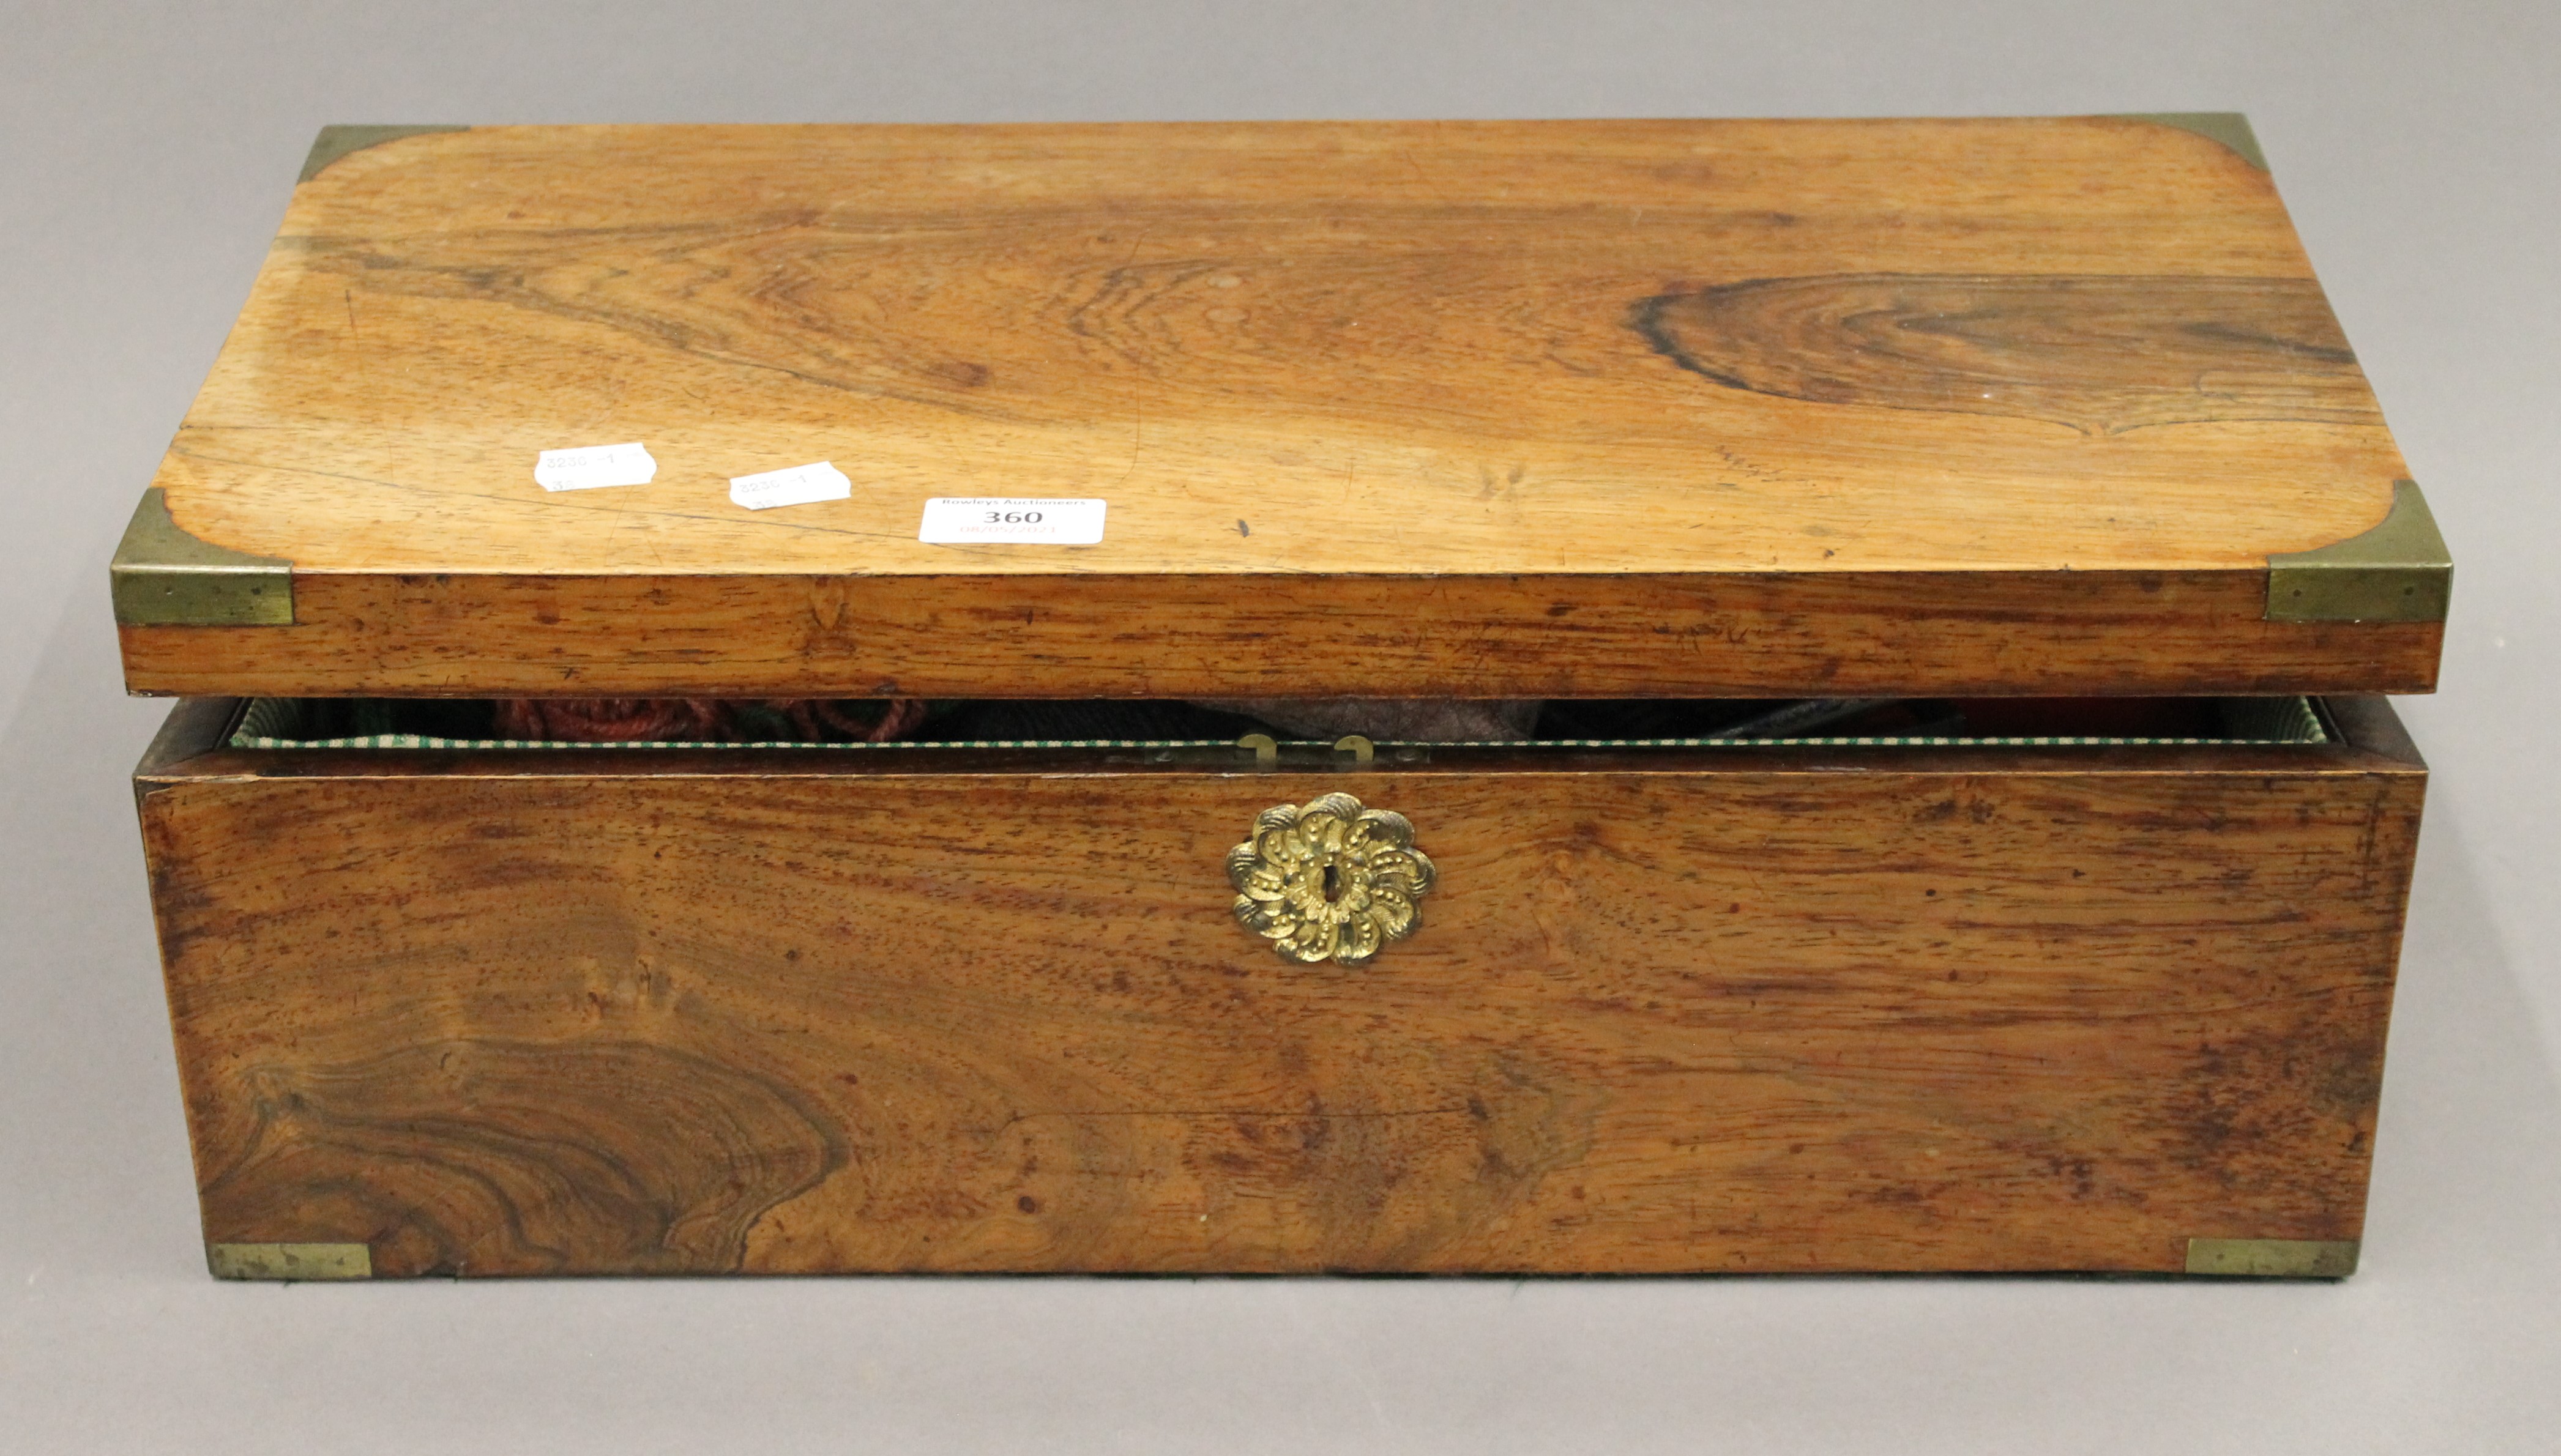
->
(114, 118), (2446, 699)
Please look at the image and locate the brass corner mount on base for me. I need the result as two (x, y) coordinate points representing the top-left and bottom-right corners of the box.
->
(110, 488), (294, 627)
(2185, 1238), (2360, 1278)
(2267, 479), (2451, 623)
(207, 1242), (373, 1280)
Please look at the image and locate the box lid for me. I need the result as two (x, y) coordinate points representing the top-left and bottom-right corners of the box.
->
(113, 117), (2447, 699)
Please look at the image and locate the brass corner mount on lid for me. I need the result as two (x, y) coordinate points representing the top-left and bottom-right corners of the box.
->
(299, 124), (469, 183)
(110, 488), (294, 626)
(2266, 479), (2452, 623)
(2116, 112), (2269, 171)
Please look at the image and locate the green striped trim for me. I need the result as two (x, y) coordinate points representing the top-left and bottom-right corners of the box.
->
(229, 696), (2328, 752)
(228, 733), (1256, 751)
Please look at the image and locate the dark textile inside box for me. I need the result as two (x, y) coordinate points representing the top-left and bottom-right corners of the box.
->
(228, 696), (2332, 750)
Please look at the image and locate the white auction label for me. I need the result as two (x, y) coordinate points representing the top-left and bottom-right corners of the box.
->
(534, 441), (656, 491)
(918, 497), (1108, 544)
(729, 461), (852, 510)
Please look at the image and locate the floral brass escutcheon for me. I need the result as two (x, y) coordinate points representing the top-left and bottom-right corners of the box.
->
(1226, 792), (1437, 965)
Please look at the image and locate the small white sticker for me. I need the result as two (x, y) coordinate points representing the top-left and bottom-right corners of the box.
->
(919, 497), (1108, 544)
(534, 442), (657, 491)
(729, 461), (852, 511)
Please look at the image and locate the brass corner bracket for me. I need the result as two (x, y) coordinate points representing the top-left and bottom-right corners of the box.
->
(2115, 112), (2268, 171)
(207, 1242), (373, 1280)
(2267, 479), (2451, 623)
(111, 488), (294, 626)
(299, 124), (469, 183)
(2185, 1238), (2360, 1278)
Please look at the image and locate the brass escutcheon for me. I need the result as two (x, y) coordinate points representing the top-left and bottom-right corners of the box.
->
(1226, 792), (1436, 965)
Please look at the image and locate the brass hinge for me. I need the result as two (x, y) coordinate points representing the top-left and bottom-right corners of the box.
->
(207, 1242), (373, 1280)
(2185, 1238), (2360, 1278)
(110, 488), (294, 626)
(1232, 734), (1416, 771)
(2267, 479), (2451, 623)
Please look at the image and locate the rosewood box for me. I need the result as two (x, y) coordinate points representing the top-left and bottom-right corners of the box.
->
(117, 117), (2447, 1279)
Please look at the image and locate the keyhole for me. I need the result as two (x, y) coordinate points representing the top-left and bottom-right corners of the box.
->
(1322, 863), (1344, 901)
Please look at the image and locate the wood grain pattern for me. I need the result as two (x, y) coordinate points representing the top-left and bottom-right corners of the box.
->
(124, 118), (2428, 698)
(120, 568), (2444, 698)
(138, 699), (2424, 1275)
(202, 1041), (844, 1274)
(1635, 275), (2377, 434)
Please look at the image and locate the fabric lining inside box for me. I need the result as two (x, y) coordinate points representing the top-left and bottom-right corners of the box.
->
(228, 696), (2332, 751)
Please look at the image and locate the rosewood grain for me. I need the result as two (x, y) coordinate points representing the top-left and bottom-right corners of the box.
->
(138, 699), (2424, 1275)
(1633, 274), (2377, 435)
(120, 568), (2442, 699)
(121, 118), (2425, 699)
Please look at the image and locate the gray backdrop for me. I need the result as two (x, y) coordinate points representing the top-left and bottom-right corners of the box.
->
(4, 2), (2555, 1450)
